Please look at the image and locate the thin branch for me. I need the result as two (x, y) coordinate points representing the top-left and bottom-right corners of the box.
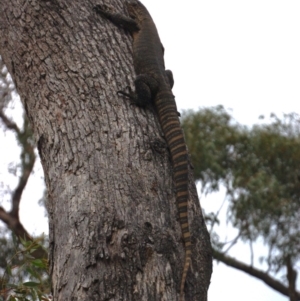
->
(249, 239), (254, 267)
(0, 110), (20, 133)
(266, 241), (273, 274)
(223, 233), (241, 253)
(10, 151), (35, 218)
(210, 194), (227, 233)
(213, 248), (300, 300)
(10, 115), (35, 218)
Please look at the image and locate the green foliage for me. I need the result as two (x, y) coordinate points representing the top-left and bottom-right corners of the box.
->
(182, 105), (243, 191)
(0, 235), (50, 301)
(182, 107), (300, 272)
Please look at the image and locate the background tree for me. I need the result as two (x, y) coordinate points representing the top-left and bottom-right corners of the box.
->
(182, 106), (300, 301)
(0, 57), (49, 299)
(0, 58), (32, 239)
(0, 1), (212, 301)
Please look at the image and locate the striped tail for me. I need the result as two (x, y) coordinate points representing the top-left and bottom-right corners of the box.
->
(155, 91), (191, 301)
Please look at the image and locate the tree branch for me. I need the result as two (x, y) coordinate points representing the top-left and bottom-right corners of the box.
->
(0, 206), (47, 259)
(0, 113), (46, 258)
(0, 110), (20, 133)
(0, 206), (32, 240)
(7, 115), (35, 219)
(10, 147), (35, 218)
(213, 248), (300, 300)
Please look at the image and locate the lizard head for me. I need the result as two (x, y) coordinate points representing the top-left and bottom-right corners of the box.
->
(125, 0), (152, 23)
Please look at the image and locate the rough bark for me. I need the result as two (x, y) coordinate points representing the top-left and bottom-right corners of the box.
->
(0, 0), (212, 300)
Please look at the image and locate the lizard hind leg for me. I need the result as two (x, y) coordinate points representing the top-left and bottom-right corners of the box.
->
(118, 74), (158, 107)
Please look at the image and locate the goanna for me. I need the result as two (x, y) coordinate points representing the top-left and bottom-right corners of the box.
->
(94, 1), (191, 300)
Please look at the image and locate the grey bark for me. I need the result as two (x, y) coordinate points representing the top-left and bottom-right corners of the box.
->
(0, 0), (212, 300)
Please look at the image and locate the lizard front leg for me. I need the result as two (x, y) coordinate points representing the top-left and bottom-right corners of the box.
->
(164, 70), (181, 116)
(165, 69), (174, 89)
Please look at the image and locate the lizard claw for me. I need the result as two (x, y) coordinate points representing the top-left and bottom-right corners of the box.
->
(117, 86), (133, 98)
(93, 4), (113, 17)
(117, 86), (139, 106)
(117, 90), (131, 98)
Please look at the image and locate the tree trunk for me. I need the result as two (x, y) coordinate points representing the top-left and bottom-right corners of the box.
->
(0, 0), (212, 300)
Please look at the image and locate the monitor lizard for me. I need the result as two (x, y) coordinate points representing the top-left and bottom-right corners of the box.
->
(94, 2), (192, 300)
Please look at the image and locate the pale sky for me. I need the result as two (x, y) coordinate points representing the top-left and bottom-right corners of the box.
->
(1, 1), (300, 300)
(147, 0), (300, 125)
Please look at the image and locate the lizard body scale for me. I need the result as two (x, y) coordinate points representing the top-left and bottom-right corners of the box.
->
(94, 2), (192, 300)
